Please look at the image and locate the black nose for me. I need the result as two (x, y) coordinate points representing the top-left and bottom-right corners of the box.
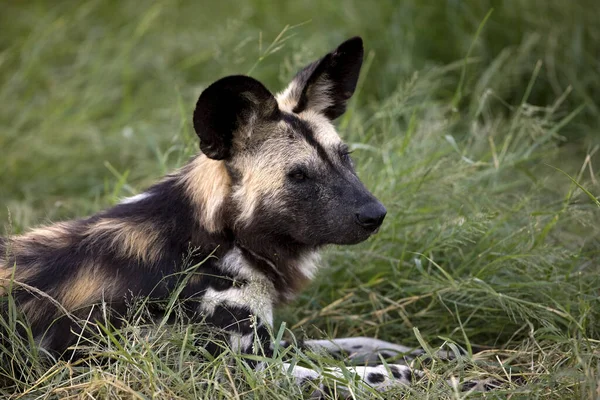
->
(355, 202), (387, 230)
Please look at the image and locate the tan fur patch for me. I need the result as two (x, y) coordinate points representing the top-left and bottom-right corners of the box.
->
(0, 222), (76, 295)
(0, 264), (35, 296)
(231, 154), (286, 224)
(276, 81), (300, 113)
(178, 155), (231, 233)
(7, 222), (75, 256)
(58, 265), (112, 312)
(298, 110), (342, 149)
(5, 261), (114, 322)
(231, 128), (315, 226)
(18, 298), (47, 324)
(0, 236), (46, 295)
(276, 75), (334, 115)
(84, 218), (162, 264)
(0, 223), (74, 294)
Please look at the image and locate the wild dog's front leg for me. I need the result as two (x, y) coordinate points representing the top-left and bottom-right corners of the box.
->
(193, 282), (420, 394)
(200, 302), (272, 360)
(282, 362), (419, 397)
(195, 276), (275, 361)
(286, 338), (499, 394)
(297, 336), (425, 364)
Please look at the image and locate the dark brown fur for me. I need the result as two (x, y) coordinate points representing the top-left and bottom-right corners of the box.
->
(1, 37), (386, 358)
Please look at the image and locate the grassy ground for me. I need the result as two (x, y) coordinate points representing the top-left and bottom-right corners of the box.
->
(1, 0), (600, 398)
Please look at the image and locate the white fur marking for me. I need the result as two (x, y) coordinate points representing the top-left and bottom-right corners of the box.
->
(276, 81), (300, 112)
(281, 362), (416, 397)
(230, 332), (254, 353)
(283, 362), (320, 381)
(219, 247), (268, 281)
(119, 193), (151, 205)
(299, 110), (341, 148)
(297, 252), (321, 280)
(201, 252), (275, 327)
(275, 75), (334, 114)
(305, 337), (414, 355)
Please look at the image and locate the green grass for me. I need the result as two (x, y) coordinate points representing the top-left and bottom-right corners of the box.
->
(1, 0), (600, 398)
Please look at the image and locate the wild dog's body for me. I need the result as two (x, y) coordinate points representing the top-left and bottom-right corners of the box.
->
(1, 157), (269, 353)
(1, 37), (493, 394)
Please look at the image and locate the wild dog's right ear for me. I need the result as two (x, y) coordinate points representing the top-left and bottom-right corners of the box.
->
(278, 36), (364, 120)
(193, 75), (279, 160)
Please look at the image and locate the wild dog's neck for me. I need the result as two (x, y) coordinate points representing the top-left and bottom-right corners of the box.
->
(235, 234), (321, 302)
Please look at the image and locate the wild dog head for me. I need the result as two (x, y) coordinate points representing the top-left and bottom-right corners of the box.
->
(193, 37), (386, 247)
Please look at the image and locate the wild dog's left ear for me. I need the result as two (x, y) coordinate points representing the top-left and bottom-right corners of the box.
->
(193, 75), (279, 160)
(279, 36), (364, 120)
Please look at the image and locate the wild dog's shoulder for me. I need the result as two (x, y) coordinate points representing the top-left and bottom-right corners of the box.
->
(73, 172), (229, 266)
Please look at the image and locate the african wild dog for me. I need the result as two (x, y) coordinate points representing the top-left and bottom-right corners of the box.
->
(0, 37), (486, 394)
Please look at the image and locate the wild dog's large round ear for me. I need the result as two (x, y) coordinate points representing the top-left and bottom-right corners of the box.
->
(193, 75), (279, 160)
(285, 36), (364, 120)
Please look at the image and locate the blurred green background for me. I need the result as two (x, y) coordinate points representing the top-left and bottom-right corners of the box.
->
(1, 0), (599, 227)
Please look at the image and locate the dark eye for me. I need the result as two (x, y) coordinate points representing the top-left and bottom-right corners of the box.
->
(288, 168), (308, 182)
(341, 150), (354, 163)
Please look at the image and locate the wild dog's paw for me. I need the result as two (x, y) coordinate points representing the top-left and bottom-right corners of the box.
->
(331, 364), (422, 390)
(299, 337), (423, 365)
(287, 363), (423, 398)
